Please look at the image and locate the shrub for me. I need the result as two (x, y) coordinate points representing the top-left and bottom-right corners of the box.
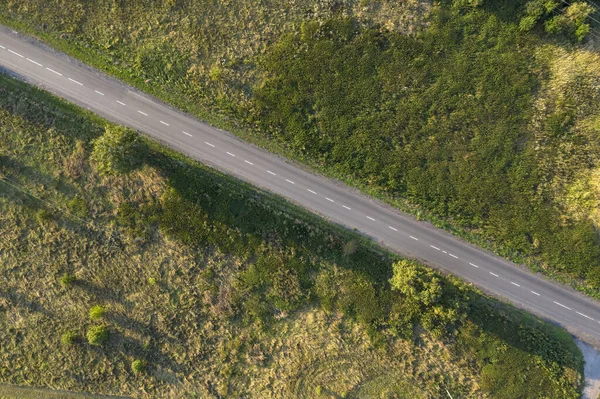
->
(89, 305), (106, 320)
(87, 324), (109, 346)
(67, 196), (88, 218)
(342, 240), (358, 257)
(61, 331), (79, 345)
(36, 208), (53, 223)
(131, 359), (147, 374)
(59, 273), (76, 288)
(91, 125), (146, 175)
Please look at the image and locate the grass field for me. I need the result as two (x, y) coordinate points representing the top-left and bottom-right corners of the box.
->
(1, 0), (598, 298)
(0, 69), (584, 398)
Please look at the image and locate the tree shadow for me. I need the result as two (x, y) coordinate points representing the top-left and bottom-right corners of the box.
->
(465, 289), (583, 373)
(146, 146), (585, 375)
(73, 279), (131, 306)
(0, 154), (79, 199)
(0, 72), (104, 143)
(144, 148), (393, 285)
(0, 288), (55, 319)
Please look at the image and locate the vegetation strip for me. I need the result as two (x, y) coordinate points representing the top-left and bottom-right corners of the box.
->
(0, 71), (584, 399)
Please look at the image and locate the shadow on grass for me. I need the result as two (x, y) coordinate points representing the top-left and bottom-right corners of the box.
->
(0, 288), (55, 319)
(466, 291), (583, 373)
(144, 146), (583, 376)
(0, 72), (104, 144)
(144, 148), (393, 285)
(0, 70), (583, 389)
(0, 154), (79, 199)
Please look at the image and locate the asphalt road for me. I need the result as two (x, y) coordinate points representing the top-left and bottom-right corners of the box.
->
(2, 26), (600, 345)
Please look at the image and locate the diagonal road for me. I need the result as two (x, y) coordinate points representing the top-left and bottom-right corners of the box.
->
(2, 26), (600, 345)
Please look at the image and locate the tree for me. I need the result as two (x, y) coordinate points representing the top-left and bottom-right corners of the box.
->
(91, 126), (146, 175)
(389, 260), (442, 306)
(520, 0), (595, 41)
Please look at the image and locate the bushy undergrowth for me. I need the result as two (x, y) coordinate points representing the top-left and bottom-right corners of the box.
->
(0, 72), (583, 397)
(1, 0), (598, 295)
(253, 8), (600, 290)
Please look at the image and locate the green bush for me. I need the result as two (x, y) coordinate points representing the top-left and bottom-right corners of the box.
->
(254, 11), (600, 288)
(36, 208), (53, 223)
(87, 325), (109, 346)
(89, 305), (106, 320)
(67, 196), (88, 219)
(58, 273), (76, 288)
(91, 126), (146, 175)
(61, 331), (79, 345)
(131, 359), (147, 374)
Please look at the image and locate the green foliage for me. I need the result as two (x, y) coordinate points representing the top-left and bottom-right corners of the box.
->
(58, 273), (75, 288)
(0, 14), (587, 398)
(91, 126), (146, 176)
(390, 260), (466, 339)
(520, 0), (595, 41)
(117, 201), (159, 241)
(67, 195), (88, 218)
(131, 359), (146, 374)
(61, 331), (79, 345)
(3, 0), (598, 298)
(86, 325), (109, 346)
(158, 188), (210, 247)
(254, 9), (600, 287)
(88, 305), (106, 320)
(36, 208), (53, 223)
(314, 267), (384, 325)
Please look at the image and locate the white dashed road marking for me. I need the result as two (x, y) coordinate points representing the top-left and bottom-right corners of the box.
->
(26, 58), (42, 66)
(0, 45), (5, 49)
(8, 49), (23, 57)
(553, 301), (571, 310)
(46, 67), (62, 76)
(9, 43), (597, 331)
(576, 311), (594, 320)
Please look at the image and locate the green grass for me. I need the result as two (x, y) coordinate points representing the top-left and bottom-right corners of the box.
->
(0, 69), (584, 398)
(1, 0), (598, 299)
